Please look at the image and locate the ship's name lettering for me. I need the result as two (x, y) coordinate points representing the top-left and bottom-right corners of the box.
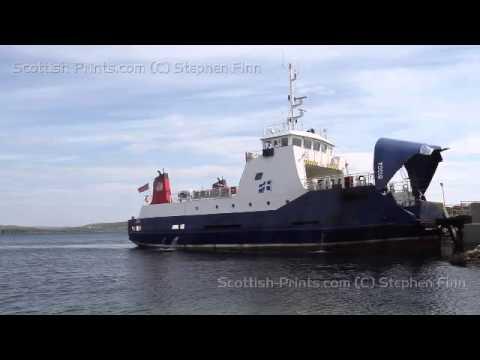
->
(377, 162), (384, 180)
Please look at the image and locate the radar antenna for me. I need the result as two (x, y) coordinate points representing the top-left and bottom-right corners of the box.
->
(287, 63), (307, 130)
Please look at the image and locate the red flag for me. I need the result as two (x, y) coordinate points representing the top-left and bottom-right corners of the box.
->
(138, 183), (149, 193)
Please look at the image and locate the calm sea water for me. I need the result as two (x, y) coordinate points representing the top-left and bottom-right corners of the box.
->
(1, 232), (480, 315)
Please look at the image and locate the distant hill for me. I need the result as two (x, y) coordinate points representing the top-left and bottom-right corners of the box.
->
(0, 221), (127, 235)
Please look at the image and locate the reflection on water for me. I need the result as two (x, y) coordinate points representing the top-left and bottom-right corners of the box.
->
(0, 233), (479, 314)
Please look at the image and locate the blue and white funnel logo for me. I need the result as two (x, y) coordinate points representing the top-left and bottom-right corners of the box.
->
(258, 180), (272, 193)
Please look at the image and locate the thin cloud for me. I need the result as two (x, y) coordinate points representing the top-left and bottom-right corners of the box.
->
(1, 45), (480, 225)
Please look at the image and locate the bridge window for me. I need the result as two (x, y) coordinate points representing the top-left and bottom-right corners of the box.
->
(281, 137), (289, 147)
(313, 141), (321, 151)
(304, 139), (312, 149)
(321, 144), (327, 153)
(292, 138), (302, 147)
(255, 172), (263, 180)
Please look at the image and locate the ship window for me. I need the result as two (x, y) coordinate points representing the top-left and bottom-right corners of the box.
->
(216, 205), (219, 209)
(281, 137), (289, 147)
(304, 139), (312, 149)
(321, 144), (327, 153)
(171, 224), (179, 230)
(195, 206), (199, 211)
(273, 139), (279, 147)
(255, 172), (263, 180)
(180, 224), (185, 230)
(232, 204), (235, 208)
(313, 141), (321, 151)
(292, 138), (302, 147)
(249, 202), (252, 207)
(267, 201), (271, 206)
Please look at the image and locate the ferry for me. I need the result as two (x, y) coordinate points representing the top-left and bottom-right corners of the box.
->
(128, 64), (458, 252)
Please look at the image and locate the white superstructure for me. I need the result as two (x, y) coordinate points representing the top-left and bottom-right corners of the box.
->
(139, 64), (348, 219)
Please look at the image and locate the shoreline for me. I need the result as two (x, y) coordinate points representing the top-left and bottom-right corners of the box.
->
(0, 221), (127, 235)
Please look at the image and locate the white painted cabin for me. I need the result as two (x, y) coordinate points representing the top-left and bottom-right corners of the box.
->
(139, 126), (347, 219)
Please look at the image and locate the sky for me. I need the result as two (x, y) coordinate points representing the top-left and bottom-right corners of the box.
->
(1, 45), (479, 226)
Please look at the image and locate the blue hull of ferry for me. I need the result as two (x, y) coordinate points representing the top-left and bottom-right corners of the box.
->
(128, 186), (444, 251)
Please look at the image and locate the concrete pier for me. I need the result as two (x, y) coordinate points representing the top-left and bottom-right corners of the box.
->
(471, 203), (480, 223)
(465, 224), (480, 250)
(464, 203), (480, 250)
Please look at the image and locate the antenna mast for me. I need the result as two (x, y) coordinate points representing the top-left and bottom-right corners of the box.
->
(286, 63), (307, 130)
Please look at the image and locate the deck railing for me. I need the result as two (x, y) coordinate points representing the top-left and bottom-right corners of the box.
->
(303, 172), (375, 191)
(173, 187), (238, 204)
(303, 173), (415, 206)
(142, 187), (239, 205)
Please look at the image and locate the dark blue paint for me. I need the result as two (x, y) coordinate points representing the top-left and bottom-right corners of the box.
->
(128, 186), (444, 249)
(374, 138), (444, 197)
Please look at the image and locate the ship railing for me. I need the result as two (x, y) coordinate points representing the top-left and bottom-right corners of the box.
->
(303, 173), (414, 198)
(388, 180), (415, 207)
(386, 179), (411, 193)
(303, 172), (375, 191)
(171, 187), (238, 203)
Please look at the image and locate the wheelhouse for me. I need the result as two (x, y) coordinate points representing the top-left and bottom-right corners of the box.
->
(261, 129), (334, 156)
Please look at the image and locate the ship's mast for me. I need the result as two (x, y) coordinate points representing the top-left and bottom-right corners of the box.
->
(287, 63), (307, 130)
(288, 63), (295, 122)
